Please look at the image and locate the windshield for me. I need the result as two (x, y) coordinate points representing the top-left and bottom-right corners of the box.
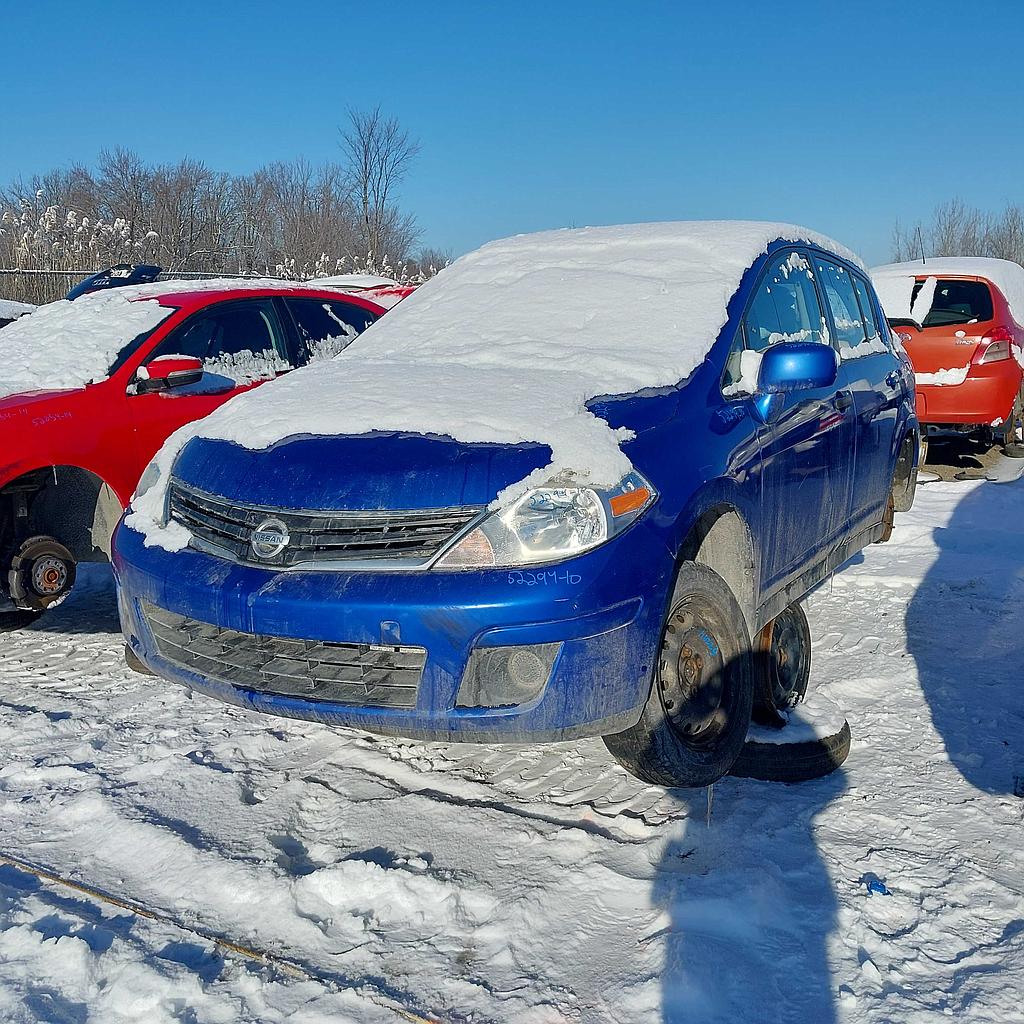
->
(911, 279), (993, 328)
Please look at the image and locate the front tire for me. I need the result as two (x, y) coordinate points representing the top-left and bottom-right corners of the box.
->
(603, 562), (754, 788)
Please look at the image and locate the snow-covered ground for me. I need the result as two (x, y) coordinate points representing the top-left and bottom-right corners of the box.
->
(1, 474), (1023, 1023)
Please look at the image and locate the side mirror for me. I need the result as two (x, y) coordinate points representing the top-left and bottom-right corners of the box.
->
(757, 341), (838, 395)
(135, 355), (204, 394)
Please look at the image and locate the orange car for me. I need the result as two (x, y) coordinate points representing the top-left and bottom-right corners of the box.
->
(871, 258), (1024, 447)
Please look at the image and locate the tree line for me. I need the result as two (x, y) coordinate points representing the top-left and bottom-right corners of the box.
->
(892, 200), (1024, 266)
(0, 108), (448, 304)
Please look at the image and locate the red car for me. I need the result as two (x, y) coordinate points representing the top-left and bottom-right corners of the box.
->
(871, 258), (1024, 447)
(0, 281), (395, 627)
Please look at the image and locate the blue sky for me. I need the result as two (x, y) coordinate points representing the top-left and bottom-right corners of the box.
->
(4, 0), (1023, 265)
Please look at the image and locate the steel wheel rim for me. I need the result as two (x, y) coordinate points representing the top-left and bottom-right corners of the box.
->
(765, 611), (806, 709)
(657, 598), (729, 747)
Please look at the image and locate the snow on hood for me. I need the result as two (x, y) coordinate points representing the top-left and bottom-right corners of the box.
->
(0, 288), (173, 399)
(129, 221), (863, 549)
(0, 297), (35, 321)
(871, 257), (1024, 326)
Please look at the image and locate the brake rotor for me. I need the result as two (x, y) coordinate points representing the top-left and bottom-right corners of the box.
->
(8, 536), (77, 612)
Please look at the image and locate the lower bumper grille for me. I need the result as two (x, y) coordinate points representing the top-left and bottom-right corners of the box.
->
(142, 601), (424, 708)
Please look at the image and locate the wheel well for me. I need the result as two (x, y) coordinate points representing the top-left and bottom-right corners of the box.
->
(680, 507), (757, 633)
(0, 466), (123, 565)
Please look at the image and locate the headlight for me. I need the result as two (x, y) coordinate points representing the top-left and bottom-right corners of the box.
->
(133, 461), (162, 502)
(435, 470), (656, 569)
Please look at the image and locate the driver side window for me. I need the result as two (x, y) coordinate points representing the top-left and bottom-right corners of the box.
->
(144, 299), (292, 387)
(724, 251), (827, 393)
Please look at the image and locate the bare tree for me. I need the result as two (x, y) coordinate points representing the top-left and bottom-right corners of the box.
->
(892, 200), (1024, 266)
(339, 107), (421, 269)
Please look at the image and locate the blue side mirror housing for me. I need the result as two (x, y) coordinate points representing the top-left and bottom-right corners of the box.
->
(757, 341), (838, 394)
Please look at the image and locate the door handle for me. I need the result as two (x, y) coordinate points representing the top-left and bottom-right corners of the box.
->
(834, 390), (854, 412)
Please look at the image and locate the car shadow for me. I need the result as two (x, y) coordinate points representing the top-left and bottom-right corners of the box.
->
(640, 647), (848, 1023)
(654, 769), (847, 1022)
(905, 477), (1024, 796)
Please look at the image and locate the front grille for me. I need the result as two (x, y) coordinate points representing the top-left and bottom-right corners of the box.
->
(142, 601), (424, 708)
(167, 481), (483, 568)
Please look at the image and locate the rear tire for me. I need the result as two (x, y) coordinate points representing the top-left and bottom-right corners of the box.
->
(603, 562), (754, 788)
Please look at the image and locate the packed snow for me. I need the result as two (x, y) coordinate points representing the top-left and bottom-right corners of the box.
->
(0, 297), (35, 321)
(871, 257), (1024, 326)
(914, 366), (970, 387)
(3, 473), (1024, 1022)
(128, 221), (863, 547)
(310, 274), (399, 290)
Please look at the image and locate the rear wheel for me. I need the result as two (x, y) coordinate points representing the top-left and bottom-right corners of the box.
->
(752, 602), (811, 727)
(995, 388), (1024, 457)
(603, 562), (754, 788)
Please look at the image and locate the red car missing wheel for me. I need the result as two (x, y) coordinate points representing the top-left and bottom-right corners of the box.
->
(0, 279), (402, 625)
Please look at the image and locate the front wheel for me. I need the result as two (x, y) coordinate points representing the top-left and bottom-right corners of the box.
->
(7, 535), (77, 614)
(603, 562), (754, 788)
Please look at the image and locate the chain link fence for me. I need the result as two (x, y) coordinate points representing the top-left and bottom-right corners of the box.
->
(0, 268), (289, 307)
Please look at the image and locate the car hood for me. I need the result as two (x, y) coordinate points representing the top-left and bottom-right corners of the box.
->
(0, 387), (80, 414)
(172, 431), (554, 511)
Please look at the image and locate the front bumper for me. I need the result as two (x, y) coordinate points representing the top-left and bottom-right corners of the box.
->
(114, 519), (674, 743)
(916, 360), (1021, 426)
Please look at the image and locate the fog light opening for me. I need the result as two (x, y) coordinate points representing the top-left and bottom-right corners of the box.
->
(457, 642), (562, 708)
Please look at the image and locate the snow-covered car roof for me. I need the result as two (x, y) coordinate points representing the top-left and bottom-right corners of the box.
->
(132, 221), (863, 549)
(0, 278), (384, 400)
(311, 274), (400, 290)
(0, 297), (36, 323)
(871, 257), (1024, 326)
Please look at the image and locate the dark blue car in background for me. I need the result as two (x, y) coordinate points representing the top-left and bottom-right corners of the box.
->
(114, 223), (919, 788)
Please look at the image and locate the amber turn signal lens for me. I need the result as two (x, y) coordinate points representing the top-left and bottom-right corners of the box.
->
(609, 487), (651, 517)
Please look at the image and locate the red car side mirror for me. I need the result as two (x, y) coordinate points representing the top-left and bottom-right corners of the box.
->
(135, 355), (204, 394)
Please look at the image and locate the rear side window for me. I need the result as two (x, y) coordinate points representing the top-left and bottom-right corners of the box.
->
(724, 250), (826, 392)
(911, 279), (994, 327)
(287, 298), (379, 364)
(816, 259), (867, 350)
(850, 275), (880, 341)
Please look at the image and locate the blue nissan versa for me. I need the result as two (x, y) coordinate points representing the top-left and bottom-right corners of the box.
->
(114, 230), (919, 787)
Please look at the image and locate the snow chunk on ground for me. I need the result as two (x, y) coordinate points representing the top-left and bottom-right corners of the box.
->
(130, 221), (863, 544)
(871, 257), (1024, 326)
(915, 366), (970, 386)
